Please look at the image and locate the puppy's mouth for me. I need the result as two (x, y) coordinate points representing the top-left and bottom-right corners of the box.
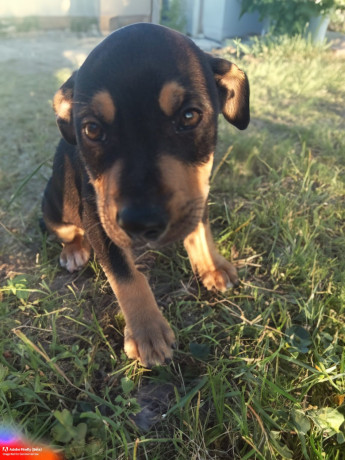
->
(151, 200), (205, 248)
(98, 198), (205, 249)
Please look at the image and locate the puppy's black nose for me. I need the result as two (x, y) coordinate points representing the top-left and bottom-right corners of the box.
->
(117, 206), (167, 240)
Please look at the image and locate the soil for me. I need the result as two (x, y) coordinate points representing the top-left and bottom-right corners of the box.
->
(0, 30), (103, 74)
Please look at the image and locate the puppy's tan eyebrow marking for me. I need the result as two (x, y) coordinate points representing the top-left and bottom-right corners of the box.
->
(158, 81), (185, 116)
(91, 90), (116, 124)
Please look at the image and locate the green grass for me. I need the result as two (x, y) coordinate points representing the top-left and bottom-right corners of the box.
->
(1, 34), (345, 459)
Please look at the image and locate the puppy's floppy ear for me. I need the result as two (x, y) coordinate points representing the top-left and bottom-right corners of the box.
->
(53, 71), (77, 145)
(209, 57), (250, 130)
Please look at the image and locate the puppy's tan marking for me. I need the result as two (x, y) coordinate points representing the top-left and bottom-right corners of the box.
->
(54, 224), (84, 243)
(159, 153), (237, 291)
(158, 81), (185, 116)
(91, 159), (122, 204)
(59, 233), (91, 273)
(91, 90), (116, 124)
(91, 160), (131, 248)
(159, 154), (213, 222)
(103, 251), (175, 367)
(184, 221), (238, 292)
(48, 223), (90, 273)
(53, 89), (72, 122)
(214, 63), (248, 123)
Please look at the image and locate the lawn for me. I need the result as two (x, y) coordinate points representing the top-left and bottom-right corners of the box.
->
(0, 33), (345, 459)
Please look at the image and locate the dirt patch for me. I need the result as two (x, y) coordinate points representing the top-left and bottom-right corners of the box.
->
(0, 31), (103, 74)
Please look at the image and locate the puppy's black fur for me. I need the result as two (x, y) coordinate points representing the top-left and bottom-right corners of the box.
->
(42, 23), (250, 367)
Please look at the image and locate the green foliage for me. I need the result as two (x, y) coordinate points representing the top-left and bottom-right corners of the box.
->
(51, 409), (106, 458)
(286, 326), (312, 354)
(241, 0), (342, 35)
(330, 0), (345, 31)
(160, 0), (187, 33)
(309, 407), (345, 440)
(15, 17), (40, 33)
(70, 17), (98, 34)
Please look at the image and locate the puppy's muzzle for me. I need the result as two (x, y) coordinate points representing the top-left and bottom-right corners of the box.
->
(117, 205), (168, 241)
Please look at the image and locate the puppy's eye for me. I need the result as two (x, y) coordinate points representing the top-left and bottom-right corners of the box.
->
(178, 109), (202, 131)
(83, 122), (105, 141)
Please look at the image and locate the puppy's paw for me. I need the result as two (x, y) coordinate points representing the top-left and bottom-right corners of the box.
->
(200, 255), (239, 292)
(60, 236), (91, 273)
(124, 313), (175, 368)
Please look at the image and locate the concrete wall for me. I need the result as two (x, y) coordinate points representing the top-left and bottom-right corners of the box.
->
(99, 0), (151, 17)
(0, 0), (156, 33)
(0, 0), (152, 19)
(0, 0), (70, 17)
(99, 0), (152, 32)
(203, 0), (263, 40)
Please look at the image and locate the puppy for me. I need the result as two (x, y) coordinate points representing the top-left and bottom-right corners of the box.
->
(42, 23), (250, 367)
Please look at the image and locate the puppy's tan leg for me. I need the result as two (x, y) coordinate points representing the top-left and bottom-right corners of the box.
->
(184, 220), (238, 292)
(54, 224), (91, 273)
(104, 252), (175, 368)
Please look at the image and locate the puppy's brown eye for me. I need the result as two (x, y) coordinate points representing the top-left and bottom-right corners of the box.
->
(179, 109), (202, 130)
(83, 122), (105, 141)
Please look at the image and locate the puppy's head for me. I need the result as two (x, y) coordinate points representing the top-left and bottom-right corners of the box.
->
(53, 23), (249, 248)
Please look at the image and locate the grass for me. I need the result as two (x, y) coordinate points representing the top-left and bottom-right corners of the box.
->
(1, 33), (345, 459)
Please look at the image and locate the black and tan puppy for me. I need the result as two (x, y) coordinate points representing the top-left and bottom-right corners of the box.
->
(42, 23), (249, 368)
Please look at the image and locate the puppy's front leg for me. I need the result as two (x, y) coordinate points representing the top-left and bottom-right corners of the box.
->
(83, 203), (175, 367)
(106, 259), (175, 367)
(184, 215), (239, 292)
